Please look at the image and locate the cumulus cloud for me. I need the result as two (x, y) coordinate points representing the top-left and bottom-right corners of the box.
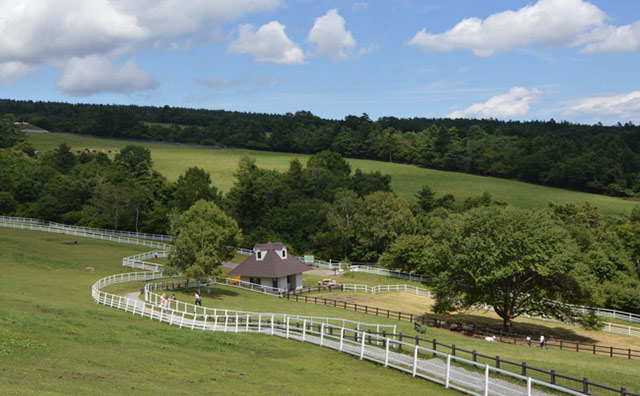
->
(308, 9), (356, 61)
(0, 62), (37, 85)
(357, 44), (379, 57)
(408, 0), (607, 57)
(575, 21), (640, 54)
(228, 21), (305, 65)
(56, 56), (156, 96)
(447, 87), (542, 119)
(563, 91), (640, 121)
(0, 0), (280, 92)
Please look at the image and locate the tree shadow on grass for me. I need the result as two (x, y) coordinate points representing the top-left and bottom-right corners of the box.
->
(179, 286), (239, 300)
(419, 312), (597, 344)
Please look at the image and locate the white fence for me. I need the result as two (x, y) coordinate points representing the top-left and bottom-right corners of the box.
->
(341, 283), (432, 297)
(0, 216), (171, 242)
(93, 254), (584, 396)
(0, 219), (171, 249)
(3, 218), (631, 395)
(5, 214), (632, 327)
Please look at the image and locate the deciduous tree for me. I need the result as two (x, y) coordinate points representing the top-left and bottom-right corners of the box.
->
(166, 200), (242, 280)
(425, 206), (581, 332)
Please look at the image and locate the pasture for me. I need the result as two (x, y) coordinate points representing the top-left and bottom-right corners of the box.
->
(26, 132), (638, 215)
(2, 226), (640, 394)
(0, 227), (457, 396)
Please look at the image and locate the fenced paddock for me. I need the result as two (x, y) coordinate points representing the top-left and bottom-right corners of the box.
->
(92, 263), (589, 396)
(2, 218), (639, 396)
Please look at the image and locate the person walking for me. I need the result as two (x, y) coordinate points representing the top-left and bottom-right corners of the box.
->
(160, 293), (168, 315)
(539, 335), (546, 349)
(194, 290), (202, 306)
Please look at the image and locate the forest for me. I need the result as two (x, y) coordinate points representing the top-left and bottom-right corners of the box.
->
(2, 112), (640, 317)
(2, 98), (640, 197)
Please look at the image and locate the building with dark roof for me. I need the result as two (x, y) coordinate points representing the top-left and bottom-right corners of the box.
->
(228, 242), (312, 290)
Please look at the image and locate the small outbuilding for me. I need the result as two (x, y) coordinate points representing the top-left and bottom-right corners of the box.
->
(229, 242), (312, 291)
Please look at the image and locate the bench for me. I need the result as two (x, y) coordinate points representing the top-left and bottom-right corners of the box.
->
(414, 322), (427, 334)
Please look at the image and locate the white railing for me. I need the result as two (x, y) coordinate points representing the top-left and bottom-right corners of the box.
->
(0, 220), (171, 249)
(5, 216), (639, 327)
(123, 250), (169, 272)
(0, 215), (172, 242)
(340, 283), (432, 297)
(92, 268), (585, 396)
(3, 218), (628, 396)
(604, 322), (640, 337)
(349, 265), (432, 283)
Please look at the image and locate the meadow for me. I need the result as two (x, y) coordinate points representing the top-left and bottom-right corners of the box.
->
(0, 227), (461, 396)
(26, 132), (638, 216)
(2, 225), (640, 394)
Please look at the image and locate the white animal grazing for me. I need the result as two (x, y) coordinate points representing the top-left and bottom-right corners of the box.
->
(484, 336), (496, 342)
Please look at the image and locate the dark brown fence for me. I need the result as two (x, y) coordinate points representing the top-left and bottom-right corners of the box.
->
(283, 292), (640, 396)
(283, 290), (640, 360)
(263, 317), (639, 396)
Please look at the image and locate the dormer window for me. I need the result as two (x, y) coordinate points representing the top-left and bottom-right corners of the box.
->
(282, 249), (287, 258)
(257, 251), (263, 260)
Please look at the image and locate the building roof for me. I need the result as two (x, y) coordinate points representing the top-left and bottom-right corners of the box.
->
(253, 242), (285, 251)
(229, 242), (312, 278)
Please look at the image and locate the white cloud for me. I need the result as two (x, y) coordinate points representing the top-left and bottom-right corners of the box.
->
(357, 44), (379, 57)
(0, 62), (37, 85)
(352, 2), (368, 12)
(408, 0), (606, 57)
(56, 56), (156, 96)
(563, 91), (640, 121)
(0, 0), (281, 92)
(308, 9), (356, 61)
(447, 87), (542, 119)
(195, 74), (283, 93)
(228, 21), (305, 65)
(575, 21), (640, 54)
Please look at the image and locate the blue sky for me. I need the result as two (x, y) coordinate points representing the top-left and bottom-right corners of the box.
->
(1, 0), (639, 124)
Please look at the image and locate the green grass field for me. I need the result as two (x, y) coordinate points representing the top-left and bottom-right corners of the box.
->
(0, 227), (462, 396)
(26, 132), (638, 216)
(2, 227), (640, 394)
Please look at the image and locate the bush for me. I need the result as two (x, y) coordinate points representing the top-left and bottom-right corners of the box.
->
(580, 310), (605, 331)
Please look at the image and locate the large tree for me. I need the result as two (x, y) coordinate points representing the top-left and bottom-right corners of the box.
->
(172, 166), (221, 212)
(425, 206), (581, 332)
(166, 200), (242, 280)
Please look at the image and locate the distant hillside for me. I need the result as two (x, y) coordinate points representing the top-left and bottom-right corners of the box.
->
(26, 132), (639, 216)
(3, 98), (640, 197)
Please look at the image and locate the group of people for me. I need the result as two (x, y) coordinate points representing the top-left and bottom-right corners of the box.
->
(158, 290), (203, 315)
(525, 335), (547, 348)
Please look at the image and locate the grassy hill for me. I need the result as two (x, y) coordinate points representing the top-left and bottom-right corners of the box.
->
(2, 226), (639, 394)
(26, 132), (638, 216)
(0, 227), (459, 396)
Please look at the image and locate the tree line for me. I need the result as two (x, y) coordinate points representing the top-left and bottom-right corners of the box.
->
(2, 116), (640, 323)
(2, 99), (640, 197)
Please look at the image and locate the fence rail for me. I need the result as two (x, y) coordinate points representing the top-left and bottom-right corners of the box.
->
(4, 218), (638, 395)
(0, 215), (172, 242)
(3, 216), (639, 327)
(92, 256), (599, 396)
(0, 220), (171, 249)
(283, 292), (639, 396)
(286, 292), (640, 359)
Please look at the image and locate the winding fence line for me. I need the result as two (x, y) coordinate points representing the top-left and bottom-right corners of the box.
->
(3, 219), (625, 395)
